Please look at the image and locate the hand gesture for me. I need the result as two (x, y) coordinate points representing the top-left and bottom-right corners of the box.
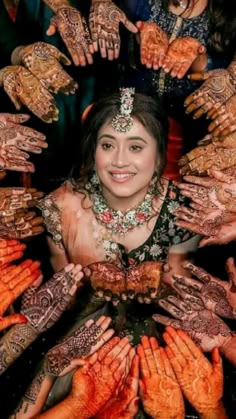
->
(0, 238), (26, 266)
(184, 68), (235, 119)
(95, 353), (139, 419)
(0, 259), (41, 331)
(207, 93), (236, 137)
(164, 327), (224, 416)
(138, 336), (185, 419)
(136, 21), (168, 70)
(153, 296), (232, 352)
(0, 210), (45, 240)
(0, 66), (59, 123)
(63, 336), (133, 418)
(18, 42), (78, 94)
(44, 316), (114, 377)
(0, 113), (47, 173)
(162, 37), (206, 79)
(165, 259), (236, 319)
(46, 6), (94, 66)
(21, 263), (84, 333)
(178, 142), (236, 175)
(89, 0), (137, 60)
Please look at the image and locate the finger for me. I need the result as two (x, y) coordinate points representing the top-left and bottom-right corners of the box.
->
(0, 313), (27, 332)
(226, 257), (236, 287)
(212, 347), (223, 377)
(209, 169), (233, 183)
(122, 16), (138, 34)
(181, 262), (212, 283)
(13, 269), (41, 298)
(137, 344), (150, 378)
(167, 327), (203, 360)
(187, 72), (210, 81)
(140, 336), (157, 374)
(96, 336), (121, 363)
(160, 347), (176, 379)
(152, 313), (182, 329)
(0, 113), (30, 124)
(110, 340), (131, 372)
(46, 23), (57, 36)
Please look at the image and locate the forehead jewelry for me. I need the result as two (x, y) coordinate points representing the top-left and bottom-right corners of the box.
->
(111, 87), (135, 133)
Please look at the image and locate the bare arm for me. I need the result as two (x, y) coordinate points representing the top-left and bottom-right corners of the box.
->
(47, 236), (69, 272)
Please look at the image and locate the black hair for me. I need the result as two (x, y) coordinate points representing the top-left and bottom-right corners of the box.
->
(71, 91), (168, 184)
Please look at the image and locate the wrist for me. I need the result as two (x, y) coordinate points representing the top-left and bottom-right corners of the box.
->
(199, 401), (227, 419)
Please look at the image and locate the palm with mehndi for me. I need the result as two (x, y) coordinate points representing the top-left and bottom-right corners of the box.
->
(153, 289), (232, 352)
(17, 42), (78, 94)
(0, 113), (47, 173)
(0, 66), (59, 123)
(46, 6), (94, 66)
(21, 263), (84, 333)
(162, 37), (206, 79)
(59, 336), (133, 419)
(89, 0), (137, 61)
(95, 351), (139, 419)
(164, 327), (225, 418)
(184, 68), (236, 119)
(0, 259), (41, 332)
(136, 21), (168, 70)
(138, 336), (185, 419)
(165, 259), (236, 320)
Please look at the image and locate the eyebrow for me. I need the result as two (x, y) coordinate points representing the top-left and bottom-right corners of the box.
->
(98, 134), (148, 144)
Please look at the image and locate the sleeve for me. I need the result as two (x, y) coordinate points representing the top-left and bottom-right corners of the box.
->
(37, 192), (63, 245)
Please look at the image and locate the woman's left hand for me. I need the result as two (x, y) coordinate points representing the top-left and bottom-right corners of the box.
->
(161, 37), (206, 79)
(138, 336), (185, 419)
(164, 327), (224, 417)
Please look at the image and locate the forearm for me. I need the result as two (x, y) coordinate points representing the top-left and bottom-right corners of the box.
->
(199, 401), (228, 419)
(220, 333), (236, 367)
(42, 0), (72, 13)
(11, 370), (55, 419)
(0, 323), (38, 375)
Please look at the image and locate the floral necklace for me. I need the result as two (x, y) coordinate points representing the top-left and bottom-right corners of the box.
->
(85, 172), (158, 236)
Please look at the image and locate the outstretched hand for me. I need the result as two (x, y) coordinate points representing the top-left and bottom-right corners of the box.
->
(18, 42), (78, 94)
(89, 0), (137, 60)
(0, 66), (59, 123)
(46, 6), (94, 66)
(136, 21), (168, 70)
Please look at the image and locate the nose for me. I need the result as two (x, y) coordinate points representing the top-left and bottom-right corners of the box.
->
(111, 146), (128, 167)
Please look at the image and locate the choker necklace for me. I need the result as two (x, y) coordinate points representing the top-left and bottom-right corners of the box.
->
(85, 173), (158, 236)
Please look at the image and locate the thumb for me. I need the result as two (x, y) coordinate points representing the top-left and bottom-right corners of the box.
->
(198, 45), (206, 54)
(212, 347), (223, 376)
(226, 257), (236, 287)
(209, 169), (233, 184)
(46, 23), (57, 37)
(135, 20), (144, 31)
(121, 14), (138, 34)
(188, 71), (210, 81)
(126, 397), (139, 415)
(198, 236), (217, 247)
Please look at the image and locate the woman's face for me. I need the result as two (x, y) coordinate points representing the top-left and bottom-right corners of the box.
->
(95, 117), (158, 209)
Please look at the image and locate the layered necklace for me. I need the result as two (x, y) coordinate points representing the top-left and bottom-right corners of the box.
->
(85, 173), (158, 236)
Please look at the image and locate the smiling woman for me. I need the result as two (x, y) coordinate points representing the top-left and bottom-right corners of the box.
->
(36, 88), (199, 415)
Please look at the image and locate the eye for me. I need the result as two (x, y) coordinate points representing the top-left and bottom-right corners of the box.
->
(130, 144), (142, 151)
(101, 143), (113, 150)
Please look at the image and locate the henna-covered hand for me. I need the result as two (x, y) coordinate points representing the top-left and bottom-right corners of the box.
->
(178, 170), (236, 212)
(138, 336), (185, 419)
(17, 42), (78, 94)
(178, 142), (236, 175)
(165, 259), (236, 320)
(162, 37), (206, 79)
(0, 66), (59, 123)
(0, 238), (26, 265)
(198, 219), (236, 246)
(185, 68), (236, 119)
(164, 327), (225, 417)
(136, 21), (168, 70)
(207, 93), (236, 137)
(0, 187), (44, 212)
(44, 316), (114, 377)
(0, 259), (41, 331)
(153, 295), (232, 352)
(21, 263), (84, 333)
(0, 113), (47, 173)
(95, 353), (139, 419)
(46, 6), (94, 66)
(89, 0), (137, 61)
(0, 210), (45, 239)
(58, 336), (133, 418)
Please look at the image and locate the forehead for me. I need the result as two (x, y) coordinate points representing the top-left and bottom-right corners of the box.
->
(98, 117), (157, 143)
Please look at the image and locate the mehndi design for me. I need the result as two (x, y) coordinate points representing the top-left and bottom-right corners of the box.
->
(18, 42), (78, 94)
(138, 336), (185, 419)
(0, 238), (26, 265)
(89, 0), (137, 60)
(84, 260), (162, 304)
(136, 21), (168, 70)
(0, 66), (59, 123)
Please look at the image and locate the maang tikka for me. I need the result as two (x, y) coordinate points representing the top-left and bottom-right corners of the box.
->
(111, 87), (135, 133)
